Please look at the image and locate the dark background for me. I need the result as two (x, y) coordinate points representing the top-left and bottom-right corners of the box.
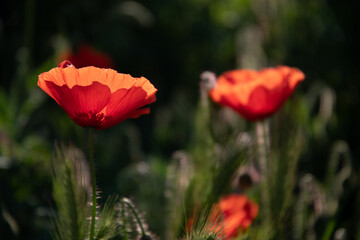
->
(0, 0), (359, 239)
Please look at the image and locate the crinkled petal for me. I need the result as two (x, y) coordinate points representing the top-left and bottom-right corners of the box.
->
(45, 81), (111, 128)
(38, 65), (120, 93)
(38, 61), (157, 129)
(95, 86), (156, 130)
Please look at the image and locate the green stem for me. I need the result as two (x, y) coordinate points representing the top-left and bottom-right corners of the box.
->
(256, 120), (271, 224)
(88, 128), (97, 240)
(122, 198), (146, 236)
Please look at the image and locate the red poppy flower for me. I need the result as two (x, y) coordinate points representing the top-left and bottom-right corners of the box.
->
(38, 60), (157, 130)
(60, 44), (114, 68)
(187, 194), (258, 239)
(209, 66), (305, 121)
(217, 194), (258, 238)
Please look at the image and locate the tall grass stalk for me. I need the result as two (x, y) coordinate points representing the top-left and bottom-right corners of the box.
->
(52, 145), (89, 240)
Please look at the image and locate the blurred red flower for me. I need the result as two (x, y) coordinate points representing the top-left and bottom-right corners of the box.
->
(209, 66), (305, 121)
(38, 60), (157, 130)
(60, 44), (114, 68)
(217, 194), (258, 238)
(188, 194), (258, 239)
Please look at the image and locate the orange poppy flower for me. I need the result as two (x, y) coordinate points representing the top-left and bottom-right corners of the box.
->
(38, 60), (157, 130)
(60, 44), (114, 68)
(209, 66), (305, 121)
(217, 194), (258, 238)
(187, 194), (258, 239)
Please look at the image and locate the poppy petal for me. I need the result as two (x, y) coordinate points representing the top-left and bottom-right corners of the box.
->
(45, 81), (111, 128)
(209, 66), (304, 121)
(38, 62), (157, 129)
(94, 86), (155, 129)
(128, 107), (151, 119)
(105, 74), (157, 95)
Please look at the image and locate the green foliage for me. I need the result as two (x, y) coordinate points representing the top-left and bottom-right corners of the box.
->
(52, 145), (90, 240)
(242, 99), (307, 240)
(180, 205), (224, 240)
(95, 196), (119, 240)
(51, 145), (155, 240)
(164, 78), (252, 239)
(292, 140), (353, 240)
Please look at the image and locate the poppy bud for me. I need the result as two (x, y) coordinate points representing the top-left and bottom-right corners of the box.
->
(238, 173), (253, 191)
(200, 71), (217, 91)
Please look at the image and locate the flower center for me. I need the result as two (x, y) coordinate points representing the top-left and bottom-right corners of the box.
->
(75, 111), (111, 127)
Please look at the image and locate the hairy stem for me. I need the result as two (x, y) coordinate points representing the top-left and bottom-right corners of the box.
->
(122, 198), (146, 236)
(121, 200), (128, 240)
(88, 128), (97, 240)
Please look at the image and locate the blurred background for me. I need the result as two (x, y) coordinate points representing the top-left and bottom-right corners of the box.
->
(0, 0), (360, 239)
